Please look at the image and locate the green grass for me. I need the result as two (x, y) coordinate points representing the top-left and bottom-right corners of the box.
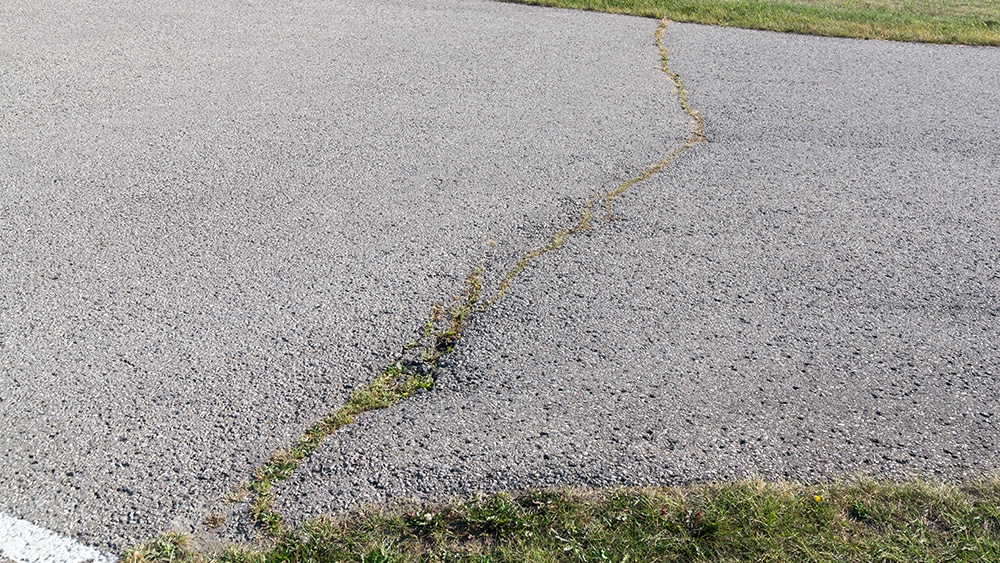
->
(500, 0), (1000, 45)
(125, 478), (1000, 562)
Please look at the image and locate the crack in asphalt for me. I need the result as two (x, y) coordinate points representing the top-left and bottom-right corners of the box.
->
(236, 18), (706, 540)
(245, 266), (487, 535)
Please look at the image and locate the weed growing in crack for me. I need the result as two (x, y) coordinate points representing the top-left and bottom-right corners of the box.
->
(246, 266), (486, 535)
(249, 362), (436, 534)
(485, 196), (596, 309)
(603, 20), (705, 220)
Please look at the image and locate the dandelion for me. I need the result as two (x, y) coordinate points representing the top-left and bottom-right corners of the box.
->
(814, 495), (823, 503)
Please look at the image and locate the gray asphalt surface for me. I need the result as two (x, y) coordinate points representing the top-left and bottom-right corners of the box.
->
(274, 22), (1000, 526)
(1, 0), (684, 551)
(3, 0), (999, 554)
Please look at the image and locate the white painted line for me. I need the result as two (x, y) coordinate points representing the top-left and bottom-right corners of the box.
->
(0, 512), (116, 563)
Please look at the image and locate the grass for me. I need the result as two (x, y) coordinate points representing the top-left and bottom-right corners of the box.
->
(500, 0), (1000, 45)
(125, 478), (1000, 562)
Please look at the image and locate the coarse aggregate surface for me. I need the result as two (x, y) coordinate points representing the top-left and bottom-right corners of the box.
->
(274, 23), (1000, 525)
(0, 0), (685, 551)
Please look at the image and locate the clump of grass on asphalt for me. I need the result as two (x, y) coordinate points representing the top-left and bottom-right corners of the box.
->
(501, 0), (1000, 45)
(125, 478), (1000, 562)
(123, 532), (193, 563)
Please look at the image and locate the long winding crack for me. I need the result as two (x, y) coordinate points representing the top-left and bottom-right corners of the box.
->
(242, 18), (705, 538)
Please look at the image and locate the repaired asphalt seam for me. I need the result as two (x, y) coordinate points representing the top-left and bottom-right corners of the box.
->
(241, 18), (706, 538)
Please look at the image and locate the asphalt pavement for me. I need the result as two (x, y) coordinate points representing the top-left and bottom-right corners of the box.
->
(274, 19), (1000, 527)
(2, 0), (999, 554)
(1, 0), (683, 551)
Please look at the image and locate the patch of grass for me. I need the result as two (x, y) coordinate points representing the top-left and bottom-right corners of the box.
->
(124, 478), (1000, 562)
(500, 0), (1000, 45)
(122, 532), (193, 563)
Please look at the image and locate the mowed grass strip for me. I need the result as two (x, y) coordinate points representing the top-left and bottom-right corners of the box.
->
(500, 0), (1000, 45)
(126, 478), (1000, 562)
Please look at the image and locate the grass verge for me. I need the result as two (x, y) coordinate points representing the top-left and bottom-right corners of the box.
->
(501, 0), (1000, 46)
(125, 478), (1000, 562)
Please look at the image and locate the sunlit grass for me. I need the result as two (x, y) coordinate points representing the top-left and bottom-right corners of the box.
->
(126, 478), (1000, 562)
(501, 0), (1000, 45)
